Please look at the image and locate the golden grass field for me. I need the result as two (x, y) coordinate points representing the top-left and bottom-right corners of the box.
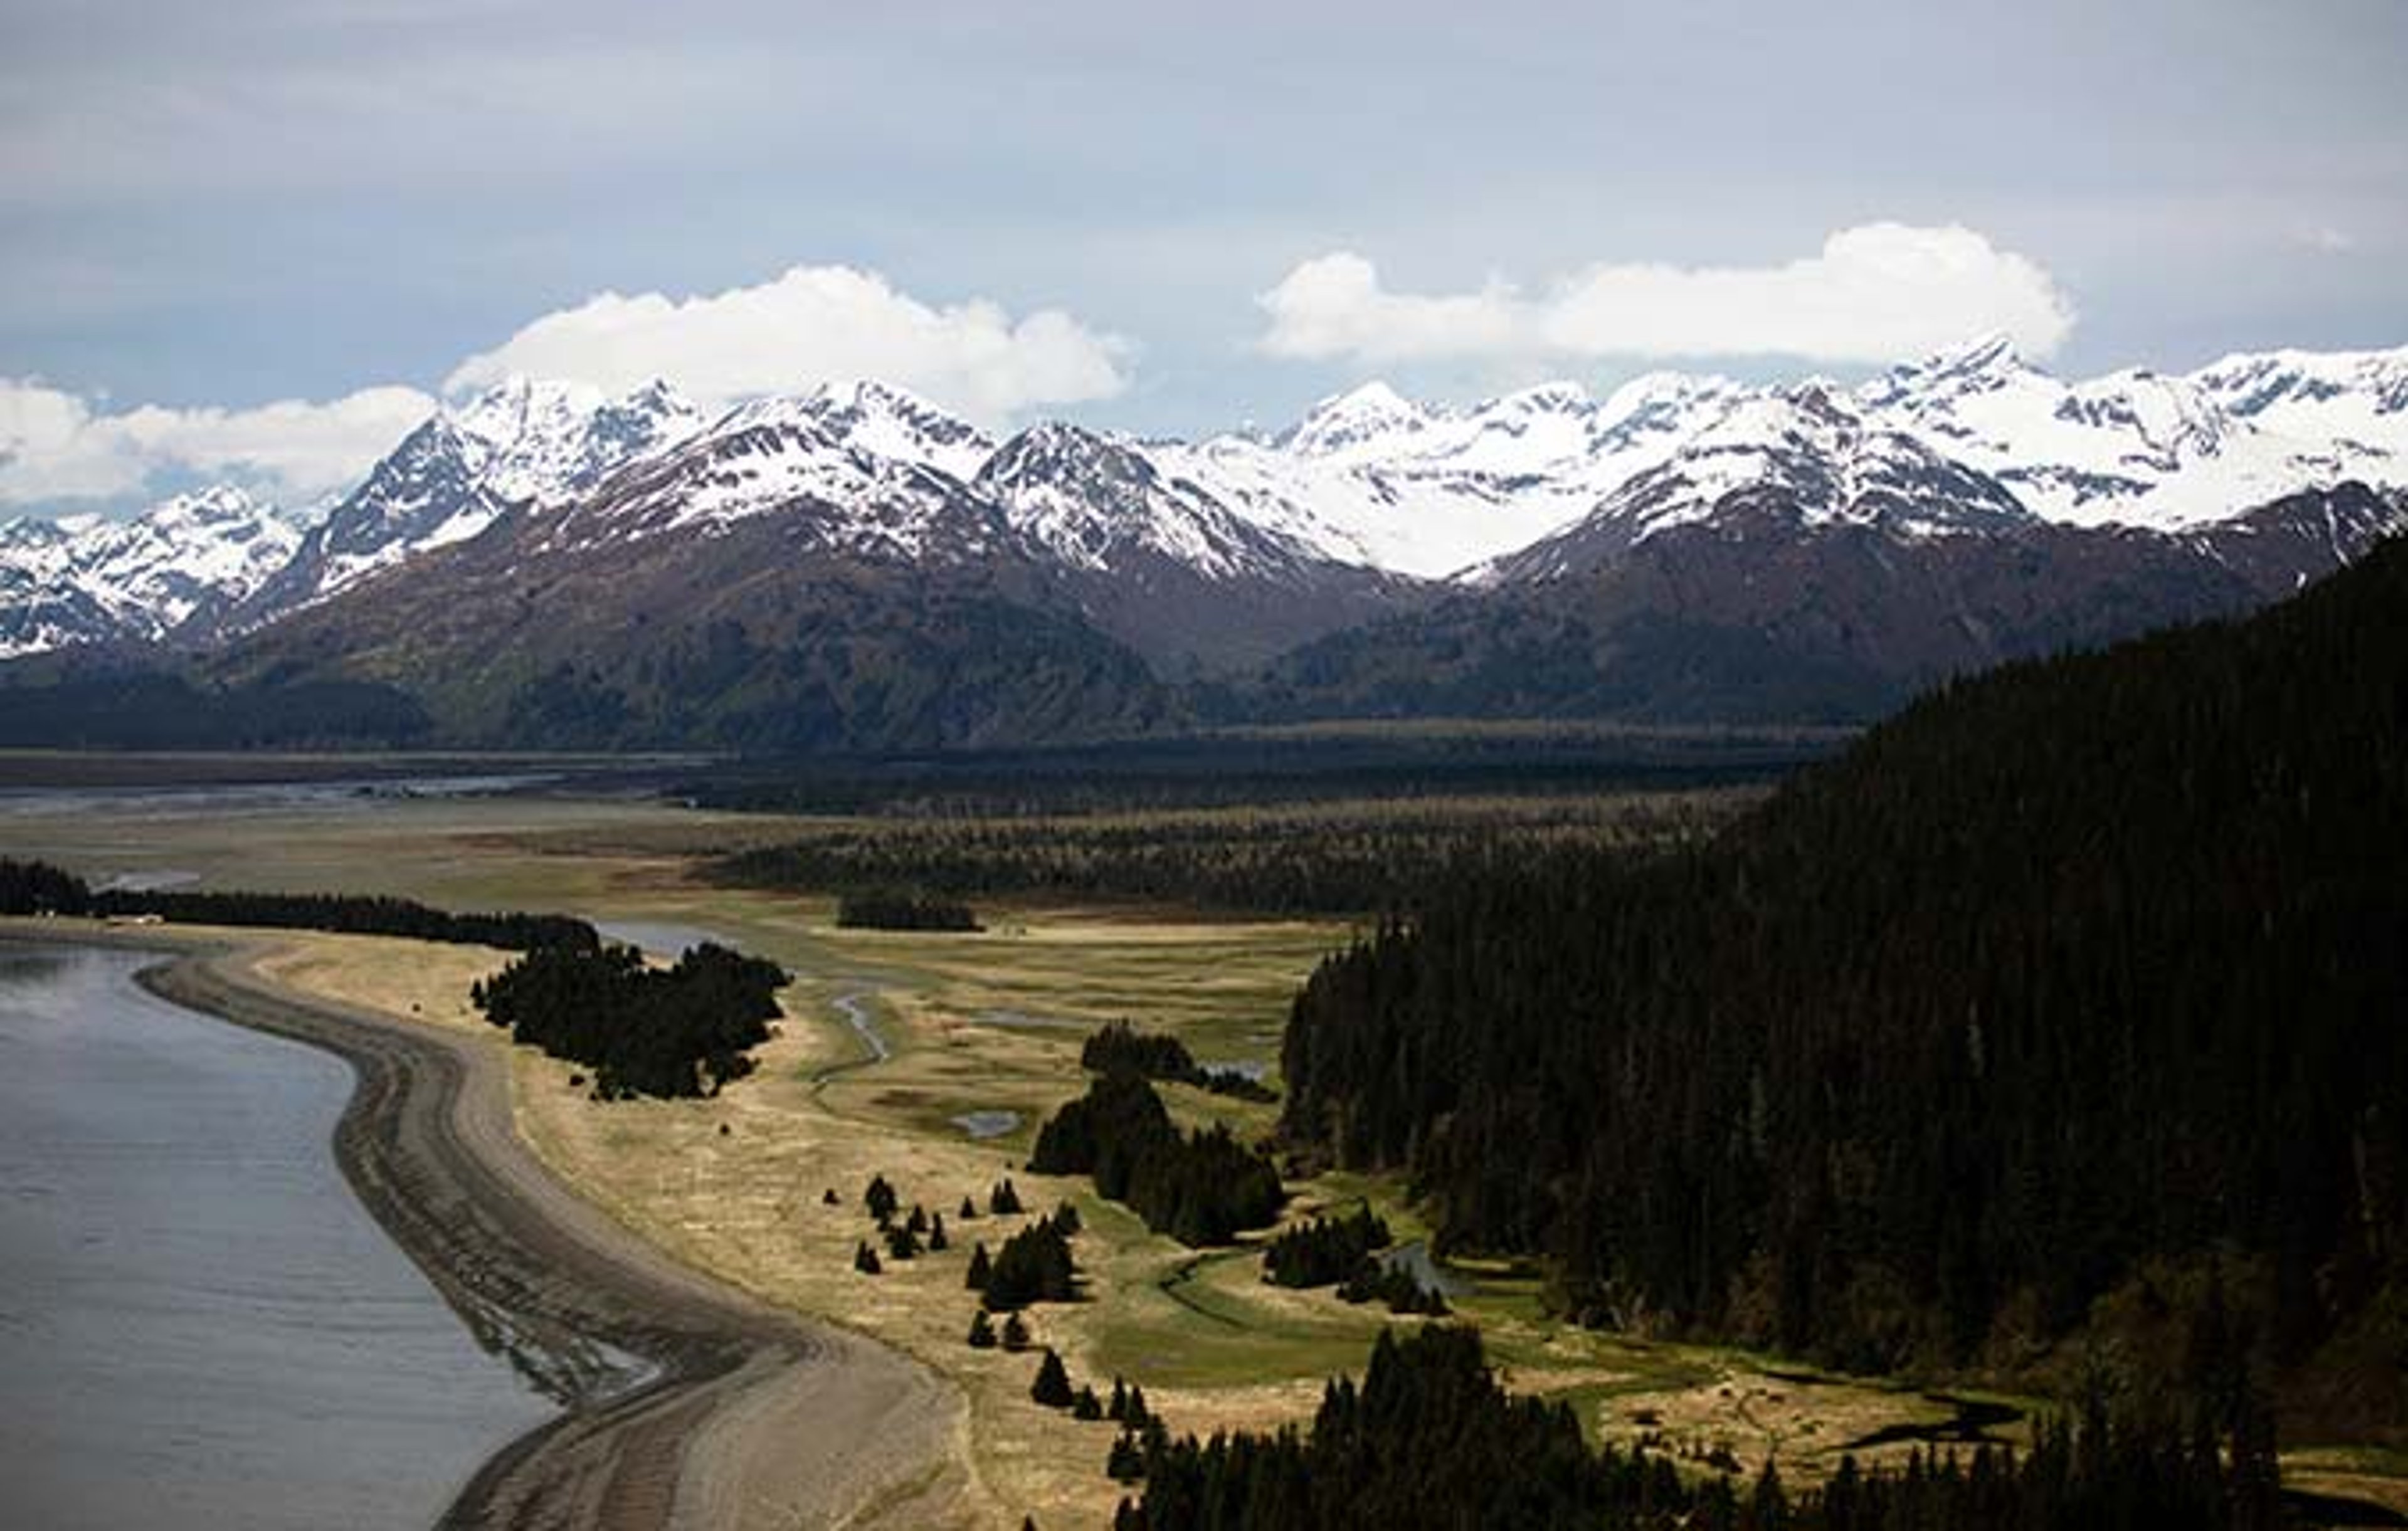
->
(14, 781), (2403, 1523)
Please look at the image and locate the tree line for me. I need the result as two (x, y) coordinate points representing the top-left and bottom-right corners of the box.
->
(1082, 1020), (1274, 1102)
(711, 793), (1734, 915)
(0, 856), (598, 952)
(471, 941), (787, 1099)
(833, 887), (982, 932)
(1276, 535), (2408, 1422)
(1113, 1325), (2282, 1531)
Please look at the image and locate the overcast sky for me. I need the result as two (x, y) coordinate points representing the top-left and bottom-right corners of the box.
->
(3, 0), (2404, 513)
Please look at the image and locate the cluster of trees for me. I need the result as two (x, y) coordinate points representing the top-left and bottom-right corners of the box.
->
(1262, 1207), (1391, 1288)
(1081, 1021), (1274, 1102)
(0, 856), (598, 952)
(1029, 1071), (1284, 1246)
(1278, 537), (2408, 1402)
(471, 941), (787, 1099)
(1112, 1326), (2279, 1531)
(833, 887), (981, 932)
(713, 792), (1732, 916)
(1336, 1261), (1448, 1317)
(976, 1211), (1080, 1310)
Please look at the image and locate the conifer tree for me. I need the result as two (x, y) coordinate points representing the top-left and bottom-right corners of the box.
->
(1032, 1348), (1075, 1407)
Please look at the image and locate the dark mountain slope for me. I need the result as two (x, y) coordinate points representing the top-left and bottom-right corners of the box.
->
(216, 496), (1175, 752)
(1249, 483), (2400, 725)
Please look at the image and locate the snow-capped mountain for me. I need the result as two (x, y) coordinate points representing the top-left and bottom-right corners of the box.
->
(226, 376), (704, 627)
(5, 337), (2404, 725)
(549, 382), (1004, 562)
(0, 486), (301, 657)
(1485, 385), (2031, 584)
(1852, 335), (2400, 530)
(977, 420), (1330, 580)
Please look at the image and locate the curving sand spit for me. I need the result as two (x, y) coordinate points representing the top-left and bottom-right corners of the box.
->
(121, 942), (976, 1530)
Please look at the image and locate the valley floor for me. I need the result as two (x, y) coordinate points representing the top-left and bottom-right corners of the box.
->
(9, 782), (2404, 1527)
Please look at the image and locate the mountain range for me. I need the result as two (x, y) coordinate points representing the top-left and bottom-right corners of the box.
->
(2, 337), (2402, 749)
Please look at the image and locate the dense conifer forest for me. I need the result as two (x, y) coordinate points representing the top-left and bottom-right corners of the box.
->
(1114, 1325), (2279, 1531)
(471, 941), (788, 1099)
(0, 856), (598, 951)
(1279, 539), (2408, 1423)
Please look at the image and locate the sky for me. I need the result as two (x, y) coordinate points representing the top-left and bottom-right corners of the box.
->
(2, 0), (2404, 515)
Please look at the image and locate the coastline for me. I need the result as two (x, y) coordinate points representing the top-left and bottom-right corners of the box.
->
(8, 924), (971, 1530)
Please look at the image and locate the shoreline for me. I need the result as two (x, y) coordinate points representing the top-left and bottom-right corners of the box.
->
(9, 925), (969, 1530)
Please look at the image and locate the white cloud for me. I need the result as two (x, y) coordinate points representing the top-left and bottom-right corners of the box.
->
(0, 377), (434, 507)
(2295, 224), (2355, 255)
(446, 264), (1133, 421)
(1257, 224), (2077, 367)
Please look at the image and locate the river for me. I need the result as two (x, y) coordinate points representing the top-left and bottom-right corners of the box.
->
(0, 942), (554, 1530)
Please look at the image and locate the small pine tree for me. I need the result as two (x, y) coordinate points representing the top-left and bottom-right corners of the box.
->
(1124, 1383), (1150, 1428)
(865, 1174), (898, 1223)
(968, 1310), (998, 1349)
(1001, 1312), (1030, 1352)
(959, 1194), (978, 1220)
(991, 1177), (1023, 1216)
(929, 1212), (950, 1252)
(1107, 1377), (1129, 1423)
(1106, 1431), (1144, 1481)
(885, 1223), (921, 1261)
(853, 1240), (882, 1275)
(1072, 1384), (1103, 1421)
(821, 1187), (840, 1206)
(1032, 1347), (1075, 1407)
(966, 1241), (992, 1290)
(906, 1204), (929, 1236)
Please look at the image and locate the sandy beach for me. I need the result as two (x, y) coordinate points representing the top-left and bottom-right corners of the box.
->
(40, 932), (980, 1530)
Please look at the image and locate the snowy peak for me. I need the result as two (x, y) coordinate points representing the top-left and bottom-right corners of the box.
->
(557, 383), (1000, 562)
(451, 374), (705, 504)
(797, 379), (995, 479)
(1480, 387), (2034, 586)
(1859, 331), (2031, 408)
(1854, 337), (2402, 529)
(978, 420), (1318, 580)
(1284, 380), (1430, 460)
(0, 484), (302, 656)
(235, 376), (709, 622)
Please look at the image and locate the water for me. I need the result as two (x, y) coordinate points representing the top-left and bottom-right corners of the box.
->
(594, 920), (731, 960)
(0, 944), (554, 1530)
(950, 1110), (1022, 1140)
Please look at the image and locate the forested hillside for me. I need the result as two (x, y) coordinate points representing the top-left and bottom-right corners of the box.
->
(1279, 535), (2408, 1424)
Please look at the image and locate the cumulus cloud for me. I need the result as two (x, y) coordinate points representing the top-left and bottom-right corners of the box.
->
(1257, 224), (2076, 367)
(446, 264), (1133, 421)
(0, 377), (435, 507)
